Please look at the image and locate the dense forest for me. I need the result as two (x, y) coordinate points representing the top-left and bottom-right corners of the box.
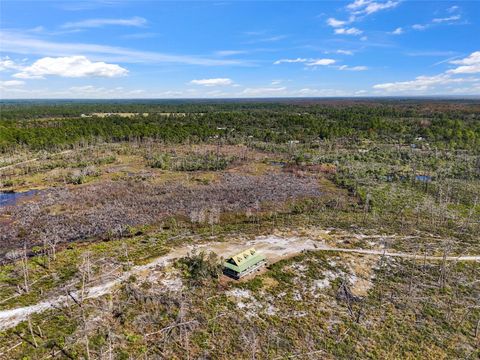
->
(1, 100), (480, 152)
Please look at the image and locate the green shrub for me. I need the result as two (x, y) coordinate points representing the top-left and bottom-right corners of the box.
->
(176, 250), (223, 285)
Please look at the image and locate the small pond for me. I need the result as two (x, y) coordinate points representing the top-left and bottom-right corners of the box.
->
(0, 190), (38, 207)
(415, 175), (432, 182)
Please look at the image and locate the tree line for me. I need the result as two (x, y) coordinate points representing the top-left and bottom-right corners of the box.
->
(1, 102), (479, 152)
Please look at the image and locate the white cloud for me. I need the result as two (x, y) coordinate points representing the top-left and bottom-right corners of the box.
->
(13, 56), (128, 79)
(0, 80), (25, 88)
(432, 15), (461, 23)
(338, 65), (368, 71)
(62, 16), (147, 29)
(373, 74), (478, 92)
(276, 58), (368, 69)
(347, 0), (370, 10)
(325, 49), (354, 55)
(450, 52), (480, 66)
(334, 27), (363, 35)
(274, 58), (308, 65)
(412, 24), (428, 30)
(412, 14), (462, 32)
(274, 58), (335, 66)
(296, 88), (351, 96)
(347, 0), (400, 15)
(448, 51), (480, 74)
(1, 85), (148, 99)
(372, 51), (480, 95)
(0, 30), (245, 66)
(335, 49), (354, 55)
(241, 86), (287, 96)
(0, 57), (25, 71)
(67, 85), (145, 97)
(306, 59), (336, 66)
(326, 1), (399, 38)
(326, 18), (347, 27)
(190, 78), (234, 86)
(447, 5), (459, 13)
(274, 58), (369, 72)
(391, 27), (403, 35)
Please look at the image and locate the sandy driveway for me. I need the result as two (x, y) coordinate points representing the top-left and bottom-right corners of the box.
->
(0, 235), (478, 331)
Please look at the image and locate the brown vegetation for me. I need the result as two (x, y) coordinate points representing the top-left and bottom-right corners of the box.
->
(0, 172), (322, 261)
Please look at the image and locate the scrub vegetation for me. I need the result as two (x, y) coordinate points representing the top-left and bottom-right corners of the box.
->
(0, 99), (479, 359)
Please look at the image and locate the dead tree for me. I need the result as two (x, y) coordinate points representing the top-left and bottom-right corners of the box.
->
(20, 243), (30, 293)
(337, 279), (363, 323)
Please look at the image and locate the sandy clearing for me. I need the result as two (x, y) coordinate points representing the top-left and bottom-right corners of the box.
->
(0, 235), (479, 331)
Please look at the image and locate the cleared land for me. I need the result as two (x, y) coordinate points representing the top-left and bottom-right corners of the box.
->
(1, 233), (479, 331)
(0, 100), (479, 359)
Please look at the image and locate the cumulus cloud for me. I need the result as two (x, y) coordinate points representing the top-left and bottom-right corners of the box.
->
(326, 18), (347, 27)
(189, 78), (233, 86)
(448, 51), (480, 74)
(0, 57), (25, 71)
(334, 27), (363, 35)
(391, 27), (403, 35)
(347, 0), (400, 15)
(326, 1), (399, 37)
(13, 56), (128, 79)
(62, 16), (147, 29)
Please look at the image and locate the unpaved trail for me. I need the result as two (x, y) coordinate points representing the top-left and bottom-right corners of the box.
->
(315, 247), (480, 261)
(0, 235), (479, 331)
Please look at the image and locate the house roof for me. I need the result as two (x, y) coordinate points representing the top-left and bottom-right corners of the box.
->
(224, 248), (266, 273)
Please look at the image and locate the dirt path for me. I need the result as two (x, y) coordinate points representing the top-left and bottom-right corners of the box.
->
(0, 235), (478, 331)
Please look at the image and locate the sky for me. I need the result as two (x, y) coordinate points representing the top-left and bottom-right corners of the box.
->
(0, 0), (479, 99)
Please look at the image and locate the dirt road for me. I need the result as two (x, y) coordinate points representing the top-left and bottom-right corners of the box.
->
(0, 235), (478, 331)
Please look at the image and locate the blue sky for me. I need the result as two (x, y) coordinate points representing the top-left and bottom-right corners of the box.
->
(0, 0), (479, 98)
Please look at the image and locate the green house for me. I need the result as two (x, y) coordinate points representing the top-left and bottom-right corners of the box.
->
(223, 248), (266, 279)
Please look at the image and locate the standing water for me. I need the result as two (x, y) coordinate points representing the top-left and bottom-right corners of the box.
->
(415, 175), (432, 182)
(0, 190), (38, 207)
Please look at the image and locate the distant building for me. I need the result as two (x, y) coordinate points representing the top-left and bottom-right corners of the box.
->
(223, 248), (266, 279)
